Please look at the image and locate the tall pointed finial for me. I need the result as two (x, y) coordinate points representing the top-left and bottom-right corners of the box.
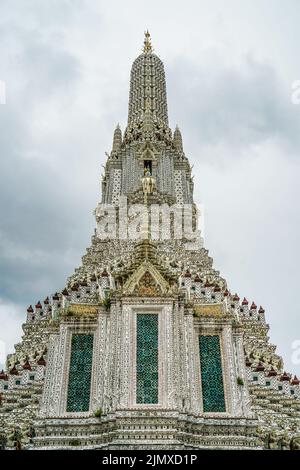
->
(174, 125), (183, 152)
(127, 30), (168, 127)
(143, 30), (153, 53)
(112, 123), (122, 152)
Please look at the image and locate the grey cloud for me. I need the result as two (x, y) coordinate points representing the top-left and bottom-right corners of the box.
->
(0, 7), (89, 307)
(167, 53), (300, 159)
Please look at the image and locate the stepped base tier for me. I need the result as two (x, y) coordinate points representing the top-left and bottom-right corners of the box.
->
(0, 32), (299, 451)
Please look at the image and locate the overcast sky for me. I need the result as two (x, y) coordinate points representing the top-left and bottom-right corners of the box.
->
(0, 0), (300, 375)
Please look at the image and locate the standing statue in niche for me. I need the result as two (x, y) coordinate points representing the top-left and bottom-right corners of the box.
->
(142, 166), (155, 195)
(144, 166), (151, 177)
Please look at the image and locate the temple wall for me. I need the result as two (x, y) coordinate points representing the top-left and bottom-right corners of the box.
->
(39, 301), (252, 421)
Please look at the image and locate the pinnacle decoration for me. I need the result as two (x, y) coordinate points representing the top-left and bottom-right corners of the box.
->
(143, 29), (153, 53)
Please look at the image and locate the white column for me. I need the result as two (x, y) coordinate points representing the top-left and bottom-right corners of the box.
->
(221, 324), (240, 416)
(92, 311), (110, 411)
(184, 309), (199, 414)
(232, 329), (253, 417)
(39, 332), (59, 417)
(119, 302), (131, 408)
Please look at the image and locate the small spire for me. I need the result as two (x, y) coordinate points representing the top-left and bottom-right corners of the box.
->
(174, 125), (183, 152)
(112, 124), (122, 152)
(291, 375), (300, 385)
(37, 355), (46, 366)
(267, 367), (277, 377)
(143, 30), (153, 53)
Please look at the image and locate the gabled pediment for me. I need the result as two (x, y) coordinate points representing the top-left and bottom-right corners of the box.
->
(138, 142), (157, 161)
(123, 260), (170, 296)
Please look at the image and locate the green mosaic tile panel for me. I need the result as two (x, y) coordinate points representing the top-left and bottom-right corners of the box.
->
(136, 314), (158, 404)
(67, 334), (94, 412)
(199, 335), (226, 413)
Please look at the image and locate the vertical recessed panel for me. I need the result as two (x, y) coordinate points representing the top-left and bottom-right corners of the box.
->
(136, 314), (158, 404)
(199, 335), (226, 413)
(67, 334), (94, 412)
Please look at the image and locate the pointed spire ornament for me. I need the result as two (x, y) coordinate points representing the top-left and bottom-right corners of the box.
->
(174, 125), (183, 152)
(112, 123), (122, 152)
(127, 30), (168, 129)
(143, 30), (153, 53)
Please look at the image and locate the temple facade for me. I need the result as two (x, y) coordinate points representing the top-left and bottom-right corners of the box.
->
(0, 33), (300, 450)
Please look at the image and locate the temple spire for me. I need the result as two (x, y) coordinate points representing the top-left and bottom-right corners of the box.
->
(174, 125), (183, 152)
(143, 30), (153, 53)
(127, 32), (169, 128)
(112, 123), (122, 153)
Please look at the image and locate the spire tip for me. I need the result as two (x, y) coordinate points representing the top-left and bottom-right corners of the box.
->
(143, 30), (153, 53)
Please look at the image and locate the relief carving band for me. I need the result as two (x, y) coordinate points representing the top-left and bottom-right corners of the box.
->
(194, 304), (224, 317)
(67, 304), (100, 316)
(0, 31), (299, 451)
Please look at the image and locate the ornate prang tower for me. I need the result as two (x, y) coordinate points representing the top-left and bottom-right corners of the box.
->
(0, 32), (299, 450)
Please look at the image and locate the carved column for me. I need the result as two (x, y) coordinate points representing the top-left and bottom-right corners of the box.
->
(233, 328), (253, 417)
(184, 307), (199, 414)
(39, 330), (59, 417)
(119, 302), (132, 408)
(221, 324), (240, 416)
